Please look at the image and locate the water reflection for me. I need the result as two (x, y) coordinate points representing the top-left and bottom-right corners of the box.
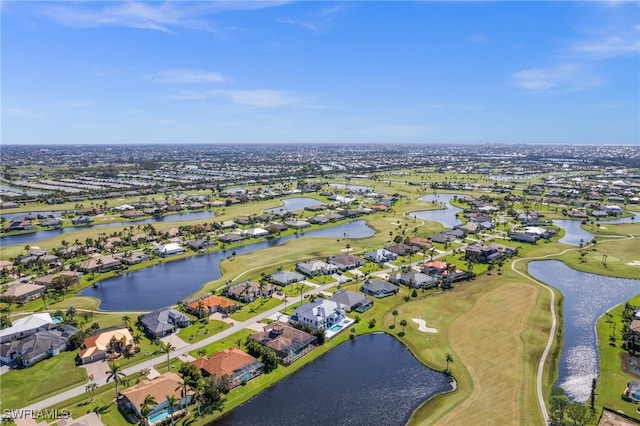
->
(213, 333), (454, 426)
(410, 193), (463, 228)
(527, 260), (640, 402)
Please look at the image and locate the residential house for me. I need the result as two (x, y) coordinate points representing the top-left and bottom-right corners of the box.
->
(138, 309), (190, 339)
(57, 412), (105, 426)
(40, 218), (63, 228)
(154, 242), (185, 257)
(509, 233), (539, 244)
(388, 272), (439, 289)
(243, 227), (269, 238)
(225, 281), (276, 303)
(624, 380), (640, 403)
(186, 295), (237, 317)
(250, 321), (317, 364)
(364, 249), (398, 264)
(120, 372), (192, 421)
(327, 254), (364, 271)
(385, 243), (420, 256)
(285, 220), (311, 229)
(192, 348), (263, 388)
(78, 328), (134, 364)
(429, 233), (456, 244)
(0, 329), (71, 367)
(604, 205), (623, 216)
(71, 216), (93, 225)
(113, 250), (149, 265)
(76, 254), (121, 273)
(0, 313), (56, 343)
(405, 237), (432, 250)
(296, 260), (338, 277)
(627, 320), (640, 352)
(33, 271), (82, 287)
(290, 299), (346, 330)
(0, 283), (45, 304)
(268, 270), (305, 286)
(329, 289), (373, 313)
(465, 244), (507, 264)
(360, 280), (399, 298)
(218, 232), (244, 244)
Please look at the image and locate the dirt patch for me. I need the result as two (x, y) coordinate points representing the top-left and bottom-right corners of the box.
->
(621, 353), (640, 379)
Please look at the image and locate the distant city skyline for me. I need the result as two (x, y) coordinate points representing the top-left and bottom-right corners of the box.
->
(2, 1), (639, 146)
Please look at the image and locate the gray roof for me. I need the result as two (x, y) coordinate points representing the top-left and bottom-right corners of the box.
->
(139, 308), (189, 335)
(329, 290), (371, 308)
(361, 279), (399, 294)
(270, 270), (305, 284)
(1, 330), (68, 362)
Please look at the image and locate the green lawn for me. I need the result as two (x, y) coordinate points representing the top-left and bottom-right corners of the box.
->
(230, 298), (281, 322)
(188, 329), (255, 358)
(0, 351), (87, 410)
(307, 275), (336, 285)
(594, 294), (640, 420)
(177, 319), (230, 343)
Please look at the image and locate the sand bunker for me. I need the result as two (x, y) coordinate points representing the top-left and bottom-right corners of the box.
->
(626, 260), (640, 266)
(412, 318), (438, 333)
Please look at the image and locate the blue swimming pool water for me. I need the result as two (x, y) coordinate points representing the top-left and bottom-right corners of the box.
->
(148, 408), (172, 424)
(328, 324), (343, 332)
(51, 316), (64, 324)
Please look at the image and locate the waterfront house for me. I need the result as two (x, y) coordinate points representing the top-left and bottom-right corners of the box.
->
(225, 280), (276, 303)
(138, 309), (190, 339)
(120, 372), (192, 421)
(154, 242), (185, 257)
(192, 348), (263, 388)
(385, 244), (419, 256)
(0, 329), (70, 367)
(329, 289), (373, 313)
(268, 270), (305, 286)
(0, 283), (45, 304)
(76, 254), (121, 273)
(186, 295), (237, 317)
(360, 280), (399, 298)
(290, 299), (346, 330)
(624, 380), (640, 403)
(33, 271), (82, 287)
(250, 321), (317, 364)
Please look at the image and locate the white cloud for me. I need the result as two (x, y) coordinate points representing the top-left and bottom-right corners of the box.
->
(512, 64), (602, 93)
(36, 1), (290, 33)
(279, 18), (317, 31)
(169, 89), (305, 108)
(147, 69), (228, 84)
(2, 107), (39, 118)
(466, 34), (490, 44)
(573, 35), (640, 58)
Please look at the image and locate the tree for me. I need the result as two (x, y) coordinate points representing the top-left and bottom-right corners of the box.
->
(175, 380), (191, 411)
(160, 342), (175, 371)
(139, 394), (156, 426)
(165, 394), (180, 426)
(566, 402), (588, 425)
(85, 381), (98, 402)
(392, 309), (398, 325)
(106, 361), (126, 400)
(445, 352), (454, 374)
(122, 315), (131, 330)
(193, 378), (207, 416)
(399, 319), (407, 333)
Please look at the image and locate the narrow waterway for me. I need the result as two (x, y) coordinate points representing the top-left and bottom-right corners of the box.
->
(527, 260), (640, 402)
(410, 193), (463, 229)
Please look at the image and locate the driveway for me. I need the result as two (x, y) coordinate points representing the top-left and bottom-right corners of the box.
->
(81, 360), (107, 382)
(160, 333), (189, 350)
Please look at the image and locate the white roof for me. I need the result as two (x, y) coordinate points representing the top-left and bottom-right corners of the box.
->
(0, 313), (53, 341)
(155, 243), (184, 253)
(524, 226), (546, 235)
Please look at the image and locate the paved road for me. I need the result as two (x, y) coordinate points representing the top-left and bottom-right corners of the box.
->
(19, 281), (339, 411)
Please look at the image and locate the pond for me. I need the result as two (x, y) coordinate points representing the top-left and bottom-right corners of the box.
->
(553, 213), (640, 246)
(79, 220), (375, 311)
(527, 260), (640, 402)
(213, 333), (454, 426)
(266, 197), (324, 213)
(330, 183), (372, 192)
(409, 193), (463, 229)
(1, 211), (217, 247)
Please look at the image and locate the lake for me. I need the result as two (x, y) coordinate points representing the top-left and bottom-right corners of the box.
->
(213, 333), (454, 426)
(330, 183), (373, 192)
(527, 260), (640, 402)
(79, 221), (375, 311)
(266, 197), (324, 213)
(553, 212), (639, 246)
(1, 211), (217, 247)
(410, 193), (463, 229)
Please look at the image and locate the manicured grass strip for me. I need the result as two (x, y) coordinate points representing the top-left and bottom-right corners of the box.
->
(177, 319), (230, 343)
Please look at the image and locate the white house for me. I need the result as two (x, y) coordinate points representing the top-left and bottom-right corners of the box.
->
(364, 249), (398, 264)
(604, 205), (623, 215)
(154, 242), (185, 257)
(290, 299), (346, 330)
(296, 260), (338, 277)
(0, 313), (55, 343)
(243, 227), (269, 238)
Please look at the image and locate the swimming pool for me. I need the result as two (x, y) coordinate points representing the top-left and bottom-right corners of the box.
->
(51, 316), (64, 324)
(148, 408), (172, 424)
(328, 324), (343, 332)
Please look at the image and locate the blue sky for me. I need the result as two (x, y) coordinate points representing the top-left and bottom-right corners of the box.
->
(2, 1), (639, 145)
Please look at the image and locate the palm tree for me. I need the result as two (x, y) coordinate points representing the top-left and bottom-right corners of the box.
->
(399, 319), (407, 333)
(106, 361), (126, 400)
(175, 380), (191, 411)
(165, 394), (179, 426)
(122, 315), (131, 329)
(139, 394), (156, 426)
(85, 381), (98, 402)
(445, 352), (454, 374)
(193, 378), (207, 416)
(160, 342), (175, 371)
(392, 309), (398, 325)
